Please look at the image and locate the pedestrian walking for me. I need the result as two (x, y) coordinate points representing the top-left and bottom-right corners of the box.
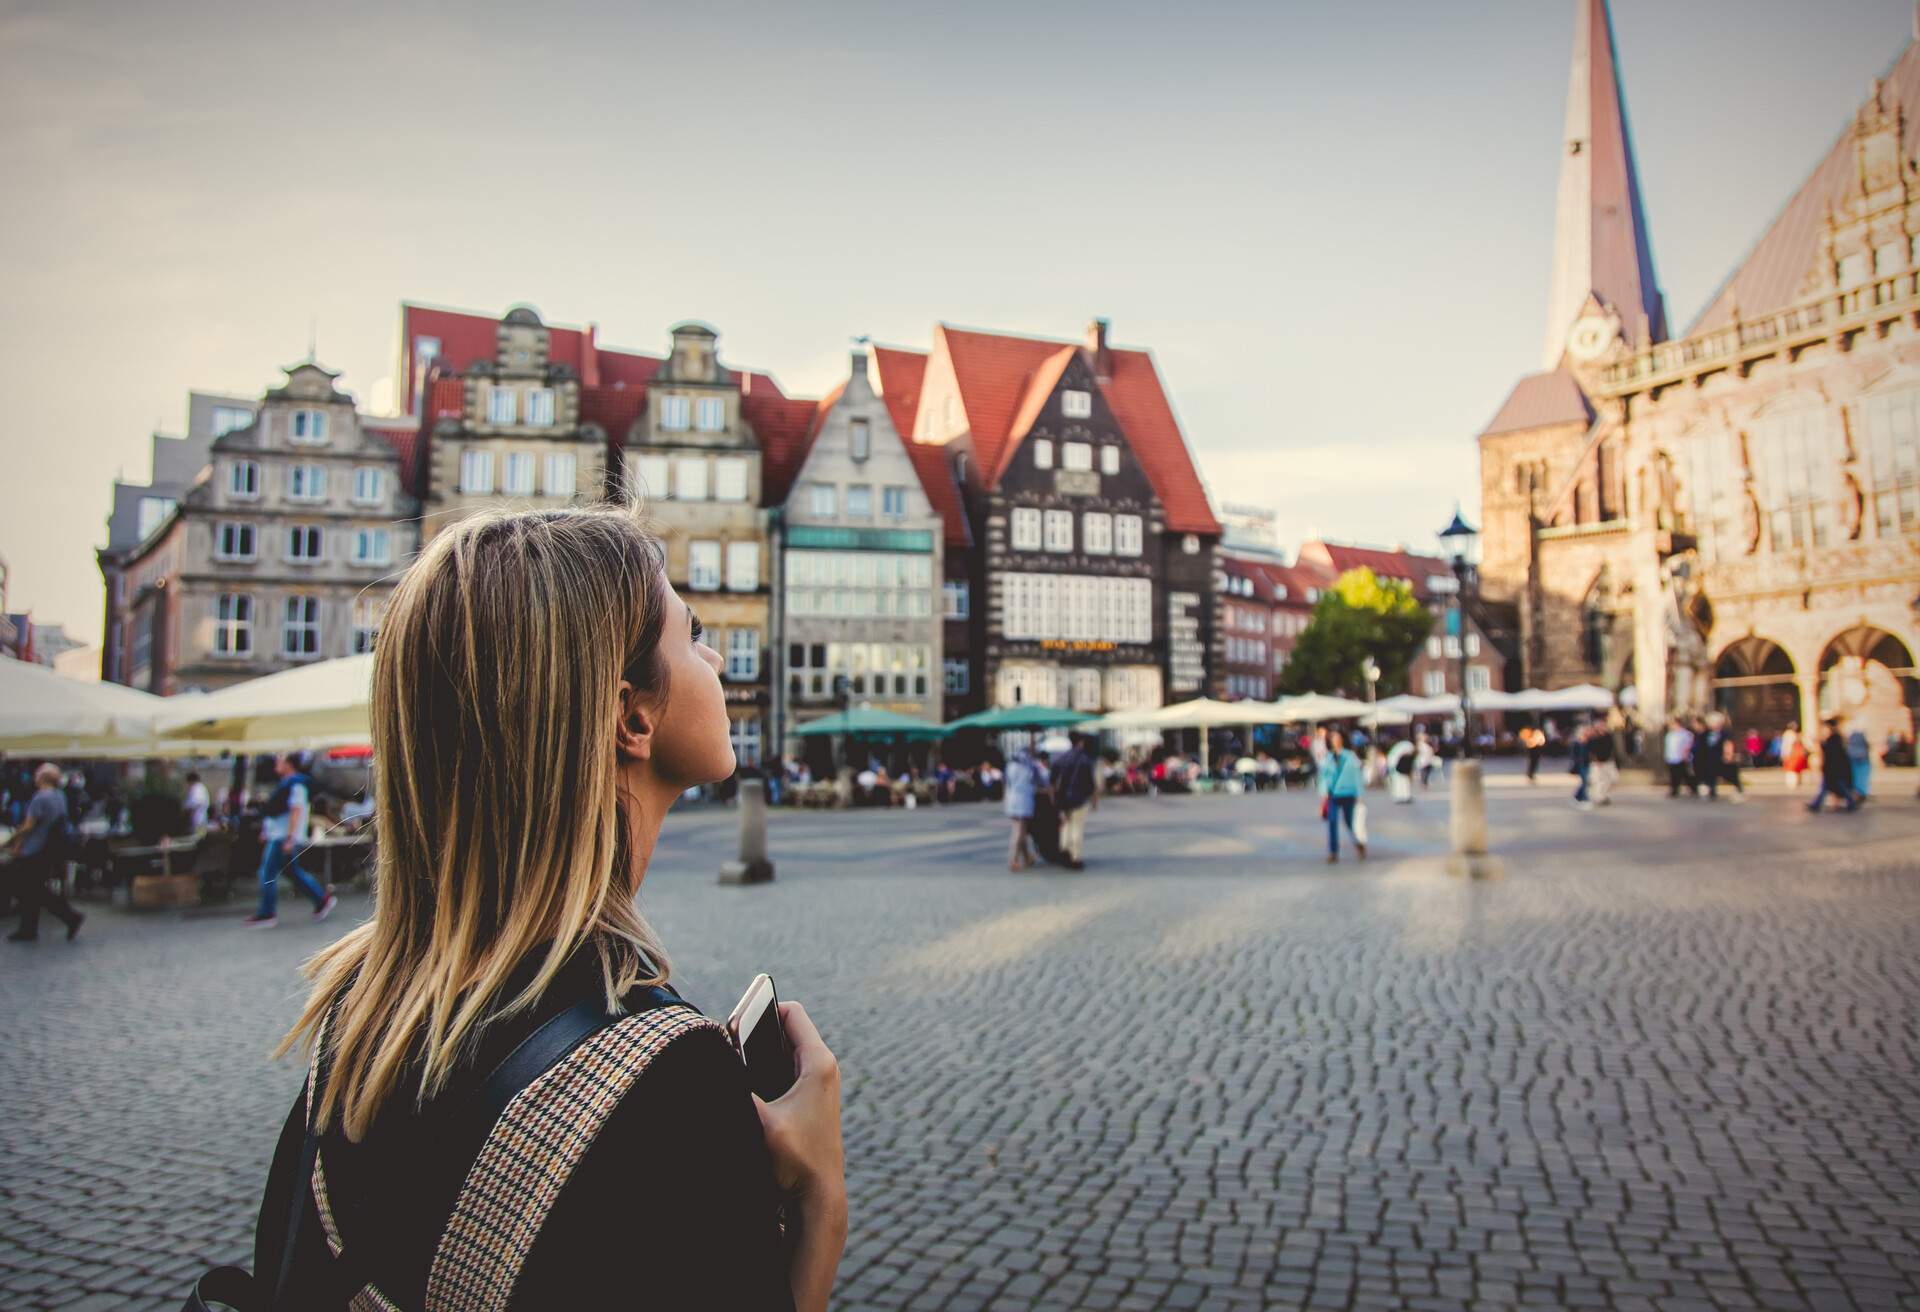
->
(1520, 724), (1546, 783)
(184, 770), (211, 831)
(1847, 728), (1873, 800)
(1807, 719), (1861, 813)
(1781, 725), (1809, 789)
(242, 753), (336, 928)
(1005, 745), (1039, 871)
(1414, 729), (1438, 790)
(1691, 715), (1720, 800)
(1385, 738), (1415, 804)
(4, 763), (85, 943)
(1316, 728), (1366, 863)
(1588, 724), (1618, 805)
(229, 507), (846, 1312)
(1568, 724), (1593, 809)
(1051, 732), (1099, 870)
(1718, 734), (1745, 801)
(1663, 717), (1695, 797)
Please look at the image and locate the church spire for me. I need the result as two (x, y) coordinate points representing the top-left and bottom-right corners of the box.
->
(1540, 0), (1666, 369)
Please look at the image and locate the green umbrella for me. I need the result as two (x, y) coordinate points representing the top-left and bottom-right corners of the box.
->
(941, 704), (1095, 734)
(790, 707), (946, 740)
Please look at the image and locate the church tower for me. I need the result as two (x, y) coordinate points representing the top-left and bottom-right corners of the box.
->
(1540, 0), (1667, 369)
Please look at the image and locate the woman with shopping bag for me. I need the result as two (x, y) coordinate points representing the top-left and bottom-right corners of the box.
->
(1315, 728), (1367, 864)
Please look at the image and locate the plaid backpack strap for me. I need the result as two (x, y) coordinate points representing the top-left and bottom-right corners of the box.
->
(425, 1004), (722, 1312)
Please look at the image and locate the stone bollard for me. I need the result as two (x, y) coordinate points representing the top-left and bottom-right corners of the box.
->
(1445, 759), (1503, 880)
(718, 777), (776, 885)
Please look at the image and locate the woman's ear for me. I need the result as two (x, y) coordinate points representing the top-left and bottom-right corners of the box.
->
(614, 680), (658, 763)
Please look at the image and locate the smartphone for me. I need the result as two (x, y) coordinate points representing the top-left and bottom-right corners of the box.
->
(726, 973), (796, 1101)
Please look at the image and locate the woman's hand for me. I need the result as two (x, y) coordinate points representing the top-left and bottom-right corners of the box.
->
(752, 1001), (845, 1211)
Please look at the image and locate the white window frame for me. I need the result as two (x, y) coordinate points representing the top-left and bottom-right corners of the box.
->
(943, 579), (970, 618)
(675, 456), (709, 501)
(228, 460), (261, 500)
(289, 409), (329, 445)
(487, 388), (517, 425)
(694, 396), (726, 432)
(212, 405), (253, 437)
(688, 540), (722, 591)
(352, 528), (392, 566)
(1043, 510), (1074, 553)
(351, 466), (385, 505)
(503, 451), (536, 496)
(726, 540), (759, 591)
(214, 593), (253, 656)
(1032, 439), (1054, 470)
(1061, 389), (1092, 419)
(1100, 445), (1120, 475)
(526, 388), (556, 426)
(881, 485), (907, 521)
(850, 417), (871, 462)
(635, 452), (670, 499)
(287, 463), (327, 503)
(286, 525), (324, 564)
(1423, 670), (1446, 696)
(351, 596), (385, 654)
(1011, 507), (1042, 551)
(1063, 441), (1093, 472)
(807, 482), (835, 516)
(659, 395), (691, 432)
(726, 628), (760, 680)
(214, 521), (257, 562)
(944, 658), (970, 694)
(282, 595), (321, 657)
(1083, 511), (1113, 555)
(460, 449), (494, 494)
(1115, 514), (1144, 557)
(846, 484), (873, 520)
(1467, 665), (1491, 694)
(714, 456), (748, 502)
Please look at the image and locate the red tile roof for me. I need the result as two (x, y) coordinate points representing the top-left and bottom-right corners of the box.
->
(1297, 540), (1453, 601)
(1691, 40), (1920, 332)
(904, 438), (972, 549)
(930, 323), (1219, 536)
(579, 385), (647, 445)
(360, 419), (423, 496)
(1481, 365), (1594, 436)
(995, 347), (1078, 484)
(870, 345), (927, 442)
(742, 390), (820, 507)
(401, 303), (666, 414)
(1255, 559), (1329, 606)
(870, 346), (971, 548)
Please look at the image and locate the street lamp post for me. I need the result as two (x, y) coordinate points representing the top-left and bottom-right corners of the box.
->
(1361, 656), (1379, 734)
(1437, 508), (1498, 880)
(1438, 509), (1479, 759)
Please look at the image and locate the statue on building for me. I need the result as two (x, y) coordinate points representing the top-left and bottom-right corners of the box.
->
(1660, 555), (1710, 717)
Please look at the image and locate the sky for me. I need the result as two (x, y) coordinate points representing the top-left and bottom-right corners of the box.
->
(2, 0), (1915, 646)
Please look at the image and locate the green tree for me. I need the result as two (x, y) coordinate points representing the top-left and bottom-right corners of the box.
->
(1278, 567), (1434, 698)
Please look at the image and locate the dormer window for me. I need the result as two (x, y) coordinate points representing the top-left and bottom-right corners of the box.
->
(1061, 389), (1092, 419)
(488, 388), (517, 424)
(526, 388), (555, 426)
(695, 397), (725, 432)
(1101, 445), (1120, 475)
(661, 396), (691, 432)
(1032, 439), (1054, 470)
(290, 409), (328, 445)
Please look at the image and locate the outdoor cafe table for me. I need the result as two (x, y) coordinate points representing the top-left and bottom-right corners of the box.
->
(304, 831), (374, 886)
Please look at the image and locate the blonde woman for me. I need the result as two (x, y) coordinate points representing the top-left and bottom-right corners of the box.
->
(250, 508), (845, 1310)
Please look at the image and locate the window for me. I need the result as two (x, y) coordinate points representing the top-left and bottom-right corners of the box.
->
(727, 628), (760, 680)
(352, 528), (391, 565)
(1043, 510), (1073, 553)
(1443, 634), (1462, 659)
(212, 405), (253, 436)
(659, 396), (690, 431)
(351, 467), (385, 505)
(1115, 514), (1143, 556)
(228, 460), (261, 499)
(503, 452), (536, 495)
(1032, 439), (1054, 470)
(290, 409), (328, 445)
(695, 397), (725, 432)
(1001, 573), (1152, 643)
(214, 594), (253, 656)
(636, 453), (670, 498)
(850, 418), (870, 462)
(487, 389), (517, 424)
(1423, 670), (1445, 696)
(713, 456), (748, 502)
(1859, 388), (1920, 534)
(1063, 442), (1093, 472)
(1082, 512), (1113, 555)
(846, 485), (872, 519)
(1013, 507), (1044, 549)
(1182, 534), (1201, 554)
(526, 388), (555, 426)
(351, 596), (385, 653)
(214, 522), (256, 562)
(808, 482), (835, 516)
(1070, 667), (1103, 710)
(287, 525), (324, 562)
(1465, 633), (1481, 657)
(1753, 406), (1835, 550)
(544, 452), (577, 496)
(1426, 636), (1442, 659)
(1061, 389), (1092, 419)
(688, 540), (721, 590)
(675, 457), (709, 501)
(730, 716), (762, 769)
(460, 449), (494, 494)
(1467, 666), (1491, 694)
(282, 596), (320, 657)
(287, 464), (327, 502)
(943, 580), (970, 618)
(726, 541), (759, 591)
(1838, 252), (1869, 289)
(1100, 445), (1120, 475)
(944, 658), (970, 694)
(880, 485), (908, 521)
(136, 496), (175, 540)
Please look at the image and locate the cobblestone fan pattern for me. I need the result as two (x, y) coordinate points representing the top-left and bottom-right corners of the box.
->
(3, 778), (1918, 1310)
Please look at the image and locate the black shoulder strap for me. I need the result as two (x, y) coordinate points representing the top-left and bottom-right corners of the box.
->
(473, 980), (688, 1122)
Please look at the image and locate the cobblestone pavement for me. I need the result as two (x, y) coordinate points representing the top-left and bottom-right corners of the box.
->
(4, 772), (1919, 1310)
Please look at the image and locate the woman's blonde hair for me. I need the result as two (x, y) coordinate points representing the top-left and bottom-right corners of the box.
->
(280, 505), (675, 1139)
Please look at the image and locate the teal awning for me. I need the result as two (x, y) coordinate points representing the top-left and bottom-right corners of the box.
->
(941, 705), (1095, 734)
(790, 707), (946, 740)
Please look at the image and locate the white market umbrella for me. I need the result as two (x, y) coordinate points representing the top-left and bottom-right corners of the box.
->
(1264, 693), (1374, 723)
(0, 659), (171, 755)
(1535, 683), (1619, 712)
(159, 653), (374, 749)
(1377, 692), (1458, 716)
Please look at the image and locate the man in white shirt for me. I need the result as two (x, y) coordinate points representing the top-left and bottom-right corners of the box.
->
(242, 754), (336, 928)
(1663, 718), (1696, 798)
(183, 771), (211, 830)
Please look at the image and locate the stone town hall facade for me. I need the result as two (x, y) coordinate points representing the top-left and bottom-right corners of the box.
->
(1478, 0), (1920, 746)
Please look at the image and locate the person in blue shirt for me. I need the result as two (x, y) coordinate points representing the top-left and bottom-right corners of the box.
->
(1315, 728), (1366, 863)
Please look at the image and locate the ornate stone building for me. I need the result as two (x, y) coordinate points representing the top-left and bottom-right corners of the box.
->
(98, 363), (417, 692)
(1478, 0), (1920, 745)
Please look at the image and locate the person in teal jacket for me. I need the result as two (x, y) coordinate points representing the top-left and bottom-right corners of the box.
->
(1316, 728), (1366, 863)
